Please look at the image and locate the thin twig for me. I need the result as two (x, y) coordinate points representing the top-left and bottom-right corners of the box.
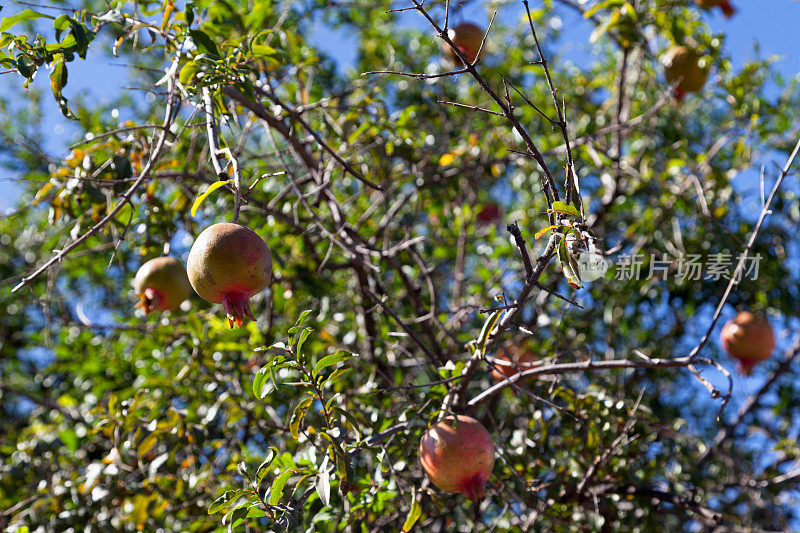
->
(12, 71), (181, 293)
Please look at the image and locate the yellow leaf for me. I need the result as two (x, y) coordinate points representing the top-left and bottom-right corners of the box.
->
(402, 491), (422, 532)
(160, 0), (175, 29)
(175, 364), (190, 381)
(138, 433), (158, 459)
(102, 448), (119, 464)
(191, 179), (231, 218)
(33, 182), (54, 205)
(319, 330), (336, 345)
(534, 224), (566, 239)
(132, 494), (151, 531)
(439, 153), (455, 166)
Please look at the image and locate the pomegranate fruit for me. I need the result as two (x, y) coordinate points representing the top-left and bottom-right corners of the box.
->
(133, 256), (192, 315)
(442, 22), (485, 65)
(419, 415), (495, 500)
(721, 311), (775, 375)
(695, 0), (736, 18)
(662, 46), (708, 101)
(490, 344), (537, 381)
(476, 203), (501, 225)
(187, 222), (272, 328)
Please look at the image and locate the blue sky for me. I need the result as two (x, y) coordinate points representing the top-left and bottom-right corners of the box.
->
(1, 0), (799, 211)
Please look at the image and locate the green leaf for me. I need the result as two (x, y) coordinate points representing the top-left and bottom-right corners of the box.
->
(191, 179), (230, 217)
(252, 366), (269, 399)
(208, 490), (243, 514)
(293, 327), (313, 357)
(58, 429), (79, 452)
(222, 504), (249, 526)
(137, 433), (158, 459)
(53, 14), (71, 40)
(320, 432), (353, 495)
(294, 309), (312, 327)
(246, 506), (268, 518)
(550, 201), (580, 218)
(315, 469), (331, 507)
(558, 238), (583, 290)
(401, 491), (422, 532)
(251, 43), (277, 59)
(313, 350), (354, 378)
(326, 367), (352, 383)
(179, 60), (201, 85)
(289, 396), (314, 440)
(256, 448), (278, 484)
(0, 9), (51, 32)
(16, 55), (36, 79)
(50, 60), (68, 95)
(331, 406), (363, 439)
(268, 469), (294, 505)
(189, 29), (219, 57)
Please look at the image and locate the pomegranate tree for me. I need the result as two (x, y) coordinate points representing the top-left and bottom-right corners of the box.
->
(662, 46), (708, 101)
(419, 415), (495, 501)
(187, 222), (272, 328)
(133, 256), (192, 316)
(721, 311), (775, 375)
(696, 0), (736, 18)
(442, 22), (484, 65)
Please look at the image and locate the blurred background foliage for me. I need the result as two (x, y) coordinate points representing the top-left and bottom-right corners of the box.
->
(1, 0), (800, 530)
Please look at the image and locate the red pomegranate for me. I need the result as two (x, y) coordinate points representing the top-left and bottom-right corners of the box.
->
(133, 256), (192, 315)
(476, 203), (501, 225)
(419, 415), (495, 501)
(695, 0), (736, 18)
(442, 22), (485, 65)
(720, 311), (775, 375)
(490, 344), (537, 381)
(187, 223), (272, 328)
(662, 46), (708, 101)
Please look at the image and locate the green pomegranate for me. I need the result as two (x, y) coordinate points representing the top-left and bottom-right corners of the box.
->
(133, 256), (192, 315)
(662, 46), (709, 101)
(187, 223), (272, 328)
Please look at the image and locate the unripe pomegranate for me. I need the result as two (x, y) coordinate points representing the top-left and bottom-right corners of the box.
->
(490, 345), (537, 381)
(695, 0), (736, 18)
(442, 22), (485, 65)
(133, 256), (192, 315)
(662, 46), (708, 101)
(720, 311), (775, 375)
(187, 222), (272, 328)
(476, 203), (501, 225)
(419, 415), (495, 501)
